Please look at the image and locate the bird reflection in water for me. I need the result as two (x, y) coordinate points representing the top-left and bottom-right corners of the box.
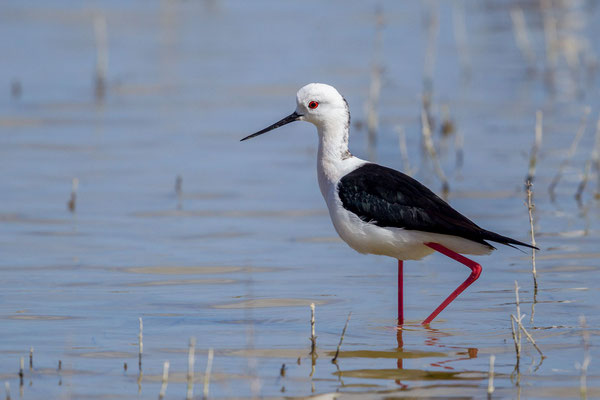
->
(394, 323), (478, 388)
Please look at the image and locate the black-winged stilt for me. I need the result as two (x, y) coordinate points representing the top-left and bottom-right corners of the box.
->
(241, 83), (537, 325)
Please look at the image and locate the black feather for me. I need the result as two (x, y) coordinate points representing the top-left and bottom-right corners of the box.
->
(337, 163), (538, 250)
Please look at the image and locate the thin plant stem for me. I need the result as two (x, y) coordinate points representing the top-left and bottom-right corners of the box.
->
(396, 126), (413, 176)
(309, 303), (317, 355)
(421, 107), (449, 194)
(510, 314), (521, 365)
(577, 316), (591, 400)
(158, 361), (169, 400)
(187, 337), (196, 400)
(510, 7), (536, 72)
(332, 312), (352, 363)
(515, 281), (522, 347)
(549, 107), (591, 199)
(203, 348), (214, 400)
(526, 111), (543, 184)
(487, 354), (495, 396)
(512, 314), (544, 358)
(525, 182), (538, 294)
(138, 317), (143, 370)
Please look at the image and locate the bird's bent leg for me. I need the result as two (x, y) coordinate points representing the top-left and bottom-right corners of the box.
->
(398, 260), (404, 325)
(422, 242), (482, 325)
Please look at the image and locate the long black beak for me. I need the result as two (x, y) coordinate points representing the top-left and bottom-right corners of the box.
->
(240, 112), (301, 141)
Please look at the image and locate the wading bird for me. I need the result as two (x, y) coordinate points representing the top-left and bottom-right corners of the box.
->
(241, 83), (536, 324)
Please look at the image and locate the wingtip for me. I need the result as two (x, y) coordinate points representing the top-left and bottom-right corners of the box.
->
(509, 241), (539, 251)
(514, 242), (539, 251)
(483, 230), (539, 251)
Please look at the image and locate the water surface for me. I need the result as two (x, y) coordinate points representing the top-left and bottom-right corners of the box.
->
(1, 0), (600, 398)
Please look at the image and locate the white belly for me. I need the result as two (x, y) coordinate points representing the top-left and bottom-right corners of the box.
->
(324, 185), (493, 261)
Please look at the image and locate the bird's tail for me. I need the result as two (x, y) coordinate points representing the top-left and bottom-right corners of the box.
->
(482, 230), (539, 250)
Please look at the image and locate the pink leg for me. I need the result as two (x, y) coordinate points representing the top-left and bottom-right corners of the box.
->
(398, 260), (404, 325)
(421, 242), (482, 325)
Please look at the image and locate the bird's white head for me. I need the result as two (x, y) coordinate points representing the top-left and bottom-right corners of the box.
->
(241, 83), (350, 142)
(294, 83), (349, 128)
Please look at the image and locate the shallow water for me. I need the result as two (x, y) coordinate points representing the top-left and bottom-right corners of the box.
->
(1, 0), (600, 398)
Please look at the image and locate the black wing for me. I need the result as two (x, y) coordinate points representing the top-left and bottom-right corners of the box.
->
(338, 163), (535, 249)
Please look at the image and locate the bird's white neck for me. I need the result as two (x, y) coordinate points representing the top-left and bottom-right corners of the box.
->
(317, 116), (350, 159)
(315, 117), (356, 198)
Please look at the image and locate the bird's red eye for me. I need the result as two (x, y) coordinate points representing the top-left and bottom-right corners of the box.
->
(308, 101), (319, 109)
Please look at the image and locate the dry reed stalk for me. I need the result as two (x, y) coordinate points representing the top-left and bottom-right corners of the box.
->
(137, 369), (143, 393)
(487, 354), (495, 396)
(510, 315), (520, 363)
(309, 303), (317, 355)
(554, 5), (588, 95)
(244, 302), (260, 399)
(526, 111), (543, 184)
(515, 281), (522, 346)
(366, 8), (384, 161)
(396, 126), (413, 176)
(575, 161), (592, 204)
(331, 312), (352, 363)
(68, 178), (78, 213)
(10, 79), (21, 100)
(525, 182), (538, 294)
(175, 175), (183, 196)
(549, 106), (591, 199)
(29, 347), (33, 370)
(57, 360), (62, 387)
(366, 66), (381, 159)
(511, 282), (544, 361)
(576, 115), (600, 201)
(18, 358), (23, 387)
(511, 281), (523, 367)
(421, 108), (449, 194)
(203, 348), (214, 400)
(455, 128), (464, 173)
(594, 116), (600, 198)
(187, 337), (196, 400)
(4, 381), (10, 400)
(512, 314), (544, 358)
(530, 294), (537, 325)
(562, 36), (581, 81)
(510, 7), (536, 72)
(452, 0), (471, 80)
(539, 0), (558, 86)
(567, 107), (591, 156)
(138, 317), (143, 370)
(175, 175), (183, 210)
(93, 13), (108, 101)
(576, 315), (591, 400)
(440, 104), (455, 137)
(158, 361), (169, 400)
(423, 0), (439, 100)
